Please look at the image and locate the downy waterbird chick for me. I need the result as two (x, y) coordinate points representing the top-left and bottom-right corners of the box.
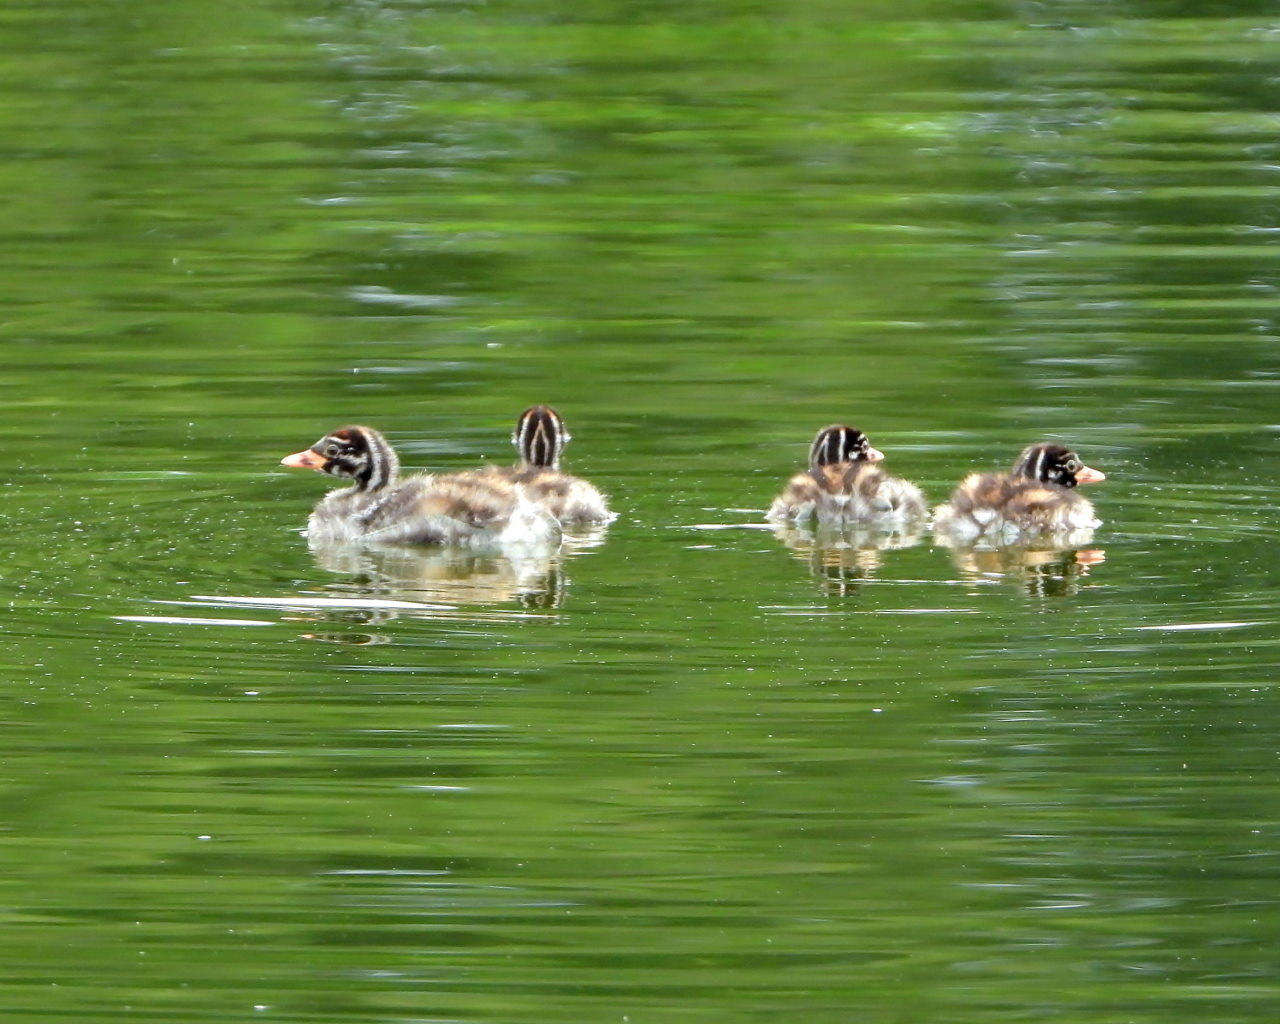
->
(469, 405), (613, 525)
(767, 424), (927, 526)
(280, 424), (561, 548)
(932, 442), (1105, 544)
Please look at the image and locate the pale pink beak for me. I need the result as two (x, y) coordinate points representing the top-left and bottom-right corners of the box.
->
(866, 447), (885, 463)
(1075, 464), (1105, 484)
(281, 449), (326, 471)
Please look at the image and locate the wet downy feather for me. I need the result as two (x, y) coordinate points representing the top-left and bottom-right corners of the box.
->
(767, 424), (927, 526)
(280, 424), (561, 549)
(933, 442), (1105, 545)
(469, 405), (613, 526)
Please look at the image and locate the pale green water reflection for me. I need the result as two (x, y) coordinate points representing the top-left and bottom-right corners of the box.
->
(1, 1), (1279, 1022)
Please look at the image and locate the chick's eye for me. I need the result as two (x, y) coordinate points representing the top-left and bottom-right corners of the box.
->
(1065, 458), (1081, 473)
(324, 444), (341, 458)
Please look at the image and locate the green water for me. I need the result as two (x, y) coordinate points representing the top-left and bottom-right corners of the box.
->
(2, 1), (1279, 1022)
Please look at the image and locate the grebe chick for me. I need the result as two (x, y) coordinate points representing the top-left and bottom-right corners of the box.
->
(280, 425), (560, 548)
(932, 442), (1105, 544)
(475, 406), (612, 525)
(767, 424), (927, 526)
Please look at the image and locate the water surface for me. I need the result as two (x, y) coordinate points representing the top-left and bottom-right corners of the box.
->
(2, 1), (1279, 1022)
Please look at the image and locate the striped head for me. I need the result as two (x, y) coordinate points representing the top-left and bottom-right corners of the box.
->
(808, 424), (885, 468)
(513, 405), (570, 469)
(1011, 443), (1105, 489)
(280, 425), (399, 492)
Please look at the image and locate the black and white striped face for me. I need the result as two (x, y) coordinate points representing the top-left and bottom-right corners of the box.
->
(513, 405), (570, 469)
(1012, 443), (1105, 488)
(808, 424), (885, 467)
(281, 425), (398, 492)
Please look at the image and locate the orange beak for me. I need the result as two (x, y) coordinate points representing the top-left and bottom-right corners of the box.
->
(281, 449), (326, 471)
(1075, 465), (1105, 484)
(866, 447), (885, 463)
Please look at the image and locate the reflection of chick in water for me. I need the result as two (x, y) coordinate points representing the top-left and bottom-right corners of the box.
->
(771, 518), (928, 592)
(944, 544), (1105, 598)
(309, 540), (569, 608)
(288, 546), (571, 644)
